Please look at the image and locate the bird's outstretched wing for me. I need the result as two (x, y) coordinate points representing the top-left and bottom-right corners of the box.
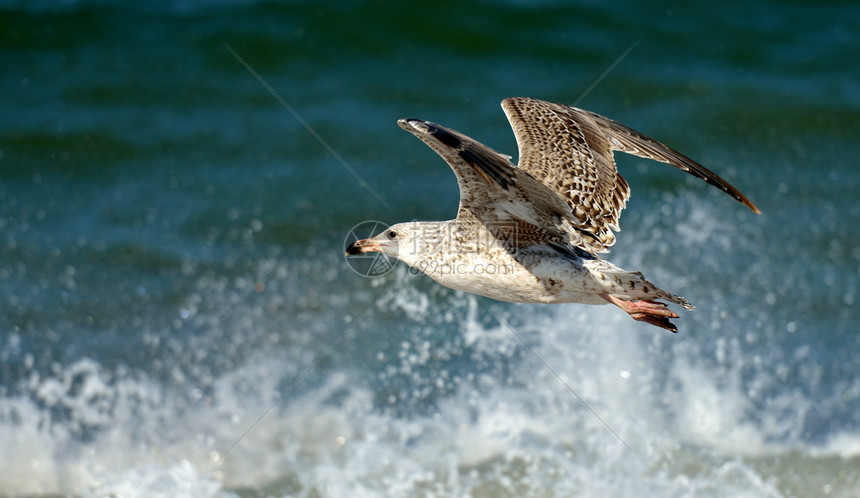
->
(502, 97), (760, 253)
(397, 118), (581, 247)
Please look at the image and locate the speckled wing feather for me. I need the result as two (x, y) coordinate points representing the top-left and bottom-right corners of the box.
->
(397, 118), (579, 246)
(502, 97), (628, 253)
(502, 97), (760, 254)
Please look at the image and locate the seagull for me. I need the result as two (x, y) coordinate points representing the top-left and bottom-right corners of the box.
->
(346, 97), (759, 332)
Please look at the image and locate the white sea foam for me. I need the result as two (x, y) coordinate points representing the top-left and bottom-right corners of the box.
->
(2, 288), (856, 497)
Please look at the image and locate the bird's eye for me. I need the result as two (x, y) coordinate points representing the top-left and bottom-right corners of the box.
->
(387, 230), (398, 239)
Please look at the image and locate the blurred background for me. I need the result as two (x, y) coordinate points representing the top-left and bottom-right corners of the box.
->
(1, 1), (858, 496)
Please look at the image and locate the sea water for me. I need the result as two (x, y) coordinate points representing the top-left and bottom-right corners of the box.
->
(1, 1), (858, 496)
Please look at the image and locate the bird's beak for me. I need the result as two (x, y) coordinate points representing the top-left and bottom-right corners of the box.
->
(346, 238), (385, 256)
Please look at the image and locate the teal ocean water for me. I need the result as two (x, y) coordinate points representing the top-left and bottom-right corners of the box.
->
(1, 1), (859, 496)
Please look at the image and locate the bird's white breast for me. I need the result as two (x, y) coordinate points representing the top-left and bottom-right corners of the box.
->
(408, 242), (609, 305)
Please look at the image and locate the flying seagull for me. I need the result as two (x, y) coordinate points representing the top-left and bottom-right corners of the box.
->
(347, 97), (759, 332)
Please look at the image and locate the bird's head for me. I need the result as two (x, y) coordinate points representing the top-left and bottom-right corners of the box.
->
(345, 222), (426, 265)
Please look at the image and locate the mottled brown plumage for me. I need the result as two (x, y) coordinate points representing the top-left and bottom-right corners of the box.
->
(502, 97), (759, 253)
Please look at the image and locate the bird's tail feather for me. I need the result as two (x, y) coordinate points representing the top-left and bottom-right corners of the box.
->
(602, 270), (695, 310)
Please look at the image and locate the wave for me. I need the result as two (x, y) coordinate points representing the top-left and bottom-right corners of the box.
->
(1, 254), (857, 497)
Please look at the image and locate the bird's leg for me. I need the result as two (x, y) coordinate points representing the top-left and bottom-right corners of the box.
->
(599, 292), (680, 333)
